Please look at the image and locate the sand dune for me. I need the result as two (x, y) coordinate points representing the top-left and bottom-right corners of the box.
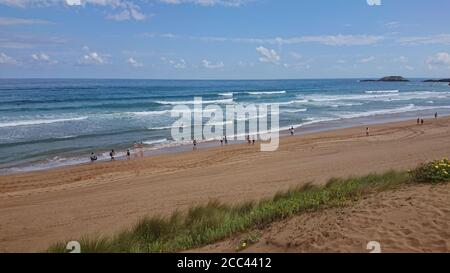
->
(196, 182), (450, 253)
(1, 117), (450, 252)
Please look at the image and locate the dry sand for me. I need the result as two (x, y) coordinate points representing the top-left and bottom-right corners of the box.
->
(1, 117), (450, 252)
(196, 182), (450, 253)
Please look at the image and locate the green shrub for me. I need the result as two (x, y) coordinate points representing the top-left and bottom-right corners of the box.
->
(409, 158), (450, 183)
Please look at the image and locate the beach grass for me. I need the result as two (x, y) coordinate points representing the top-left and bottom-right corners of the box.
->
(47, 169), (415, 253)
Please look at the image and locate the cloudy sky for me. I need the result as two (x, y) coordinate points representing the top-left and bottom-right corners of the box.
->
(0, 0), (449, 79)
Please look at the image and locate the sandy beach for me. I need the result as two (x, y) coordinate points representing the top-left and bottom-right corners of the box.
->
(1, 117), (450, 252)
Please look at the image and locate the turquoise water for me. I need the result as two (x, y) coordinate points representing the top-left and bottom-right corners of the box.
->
(1, 78), (450, 174)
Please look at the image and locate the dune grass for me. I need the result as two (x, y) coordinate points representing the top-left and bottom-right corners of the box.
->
(48, 170), (410, 253)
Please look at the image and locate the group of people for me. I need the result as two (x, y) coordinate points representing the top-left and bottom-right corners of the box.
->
(91, 112), (442, 163)
(364, 112), (440, 138)
(289, 126), (295, 136)
(193, 135), (260, 150)
(89, 142), (145, 163)
(246, 135), (256, 145)
(219, 136), (228, 146)
(416, 112), (438, 125)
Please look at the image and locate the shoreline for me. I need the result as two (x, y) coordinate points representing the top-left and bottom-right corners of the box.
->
(1, 109), (447, 176)
(1, 116), (450, 252)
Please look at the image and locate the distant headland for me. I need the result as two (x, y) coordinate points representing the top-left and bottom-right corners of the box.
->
(422, 79), (450, 83)
(360, 76), (409, 82)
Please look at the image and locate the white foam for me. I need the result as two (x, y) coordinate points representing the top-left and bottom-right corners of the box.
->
(338, 104), (450, 119)
(301, 91), (450, 105)
(304, 93), (397, 102)
(247, 91), (286, 95)
(283, 108), (308, 113)
(126, 110), (170, 116)
(155, 98), (233, 105)
(219, 92), (234, 97)
(365, 90), (399, 94)
(143, 138), (168, 145)
(386, 91), (450, 102)
(0, 117), (88, 128)
(276, 99), (308, 105)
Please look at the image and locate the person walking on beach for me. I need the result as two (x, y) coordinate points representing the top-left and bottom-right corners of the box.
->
(126, 149), (131, 160)
(435, 112), (438, 119)
(290, 126), (295, 136)
(110, 149), (116, 161)
(247, 135), (251, 144)
(252, 137), (256, 145)
(193, 139), (197, 150)
(90, 153), (98, 163)
(366, 127), (370, 137)
(421, 119), (424, 125)
(139, 142), (144, 158)
(220, 138), (224, 146)
(224, 136), (228, 145)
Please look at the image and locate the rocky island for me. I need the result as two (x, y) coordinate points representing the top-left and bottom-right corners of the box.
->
(361, 76), (409, 82)
(423, 79), (450, 83)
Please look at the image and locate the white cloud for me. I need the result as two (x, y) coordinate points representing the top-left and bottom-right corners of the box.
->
(290, 52), (302, 60)
(392, 56), (414, 71)
(427, 52), (450, 69)
(282, 62), (311, 70)
(0, 52), (19, 65)
(32, 52), (49, 61)
(201, 59), (224, 69)
(82, 52), (106, 64)
(394, 56), (408, 63)
(295, 35), (383, 46)
(107, 10), (132, 21)
(31, 52), (58, 64)
(0, 34), (65, 49)
(162, 57), (187, 69)
(366, 0), (381, 6)
(159, 0), (252, 7)
(256, 46), (280, 64)
(127, 57), (143, 67)
(0, 16), (50, 25)
(0, 0), (147, 21)
(107, 2), (146, 21)
(237, 61), (255, 67)
(358, 56), (375, 63)
(169, 59), (187, 69)
(397, 34), (450, 45)
(384, 21), (400, 29)
(147, 33), (384, 46)
(66, 0), (81, 5)
(78, 46), (109, 65)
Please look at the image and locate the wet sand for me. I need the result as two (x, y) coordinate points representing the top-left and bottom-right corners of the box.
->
(1, 117), (450, 252)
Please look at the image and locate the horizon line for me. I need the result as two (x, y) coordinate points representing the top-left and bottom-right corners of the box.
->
(0, 76), (446, 81)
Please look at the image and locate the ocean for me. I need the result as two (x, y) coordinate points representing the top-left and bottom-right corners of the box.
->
(1, 78), (450, 174)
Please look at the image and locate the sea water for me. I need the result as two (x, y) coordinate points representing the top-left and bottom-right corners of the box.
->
(1, 78), (449, 174)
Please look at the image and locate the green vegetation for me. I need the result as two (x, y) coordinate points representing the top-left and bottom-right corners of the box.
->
(409, 158), (450, 183)
(49, 170), (413, 253)
(48, 158), (450, 253)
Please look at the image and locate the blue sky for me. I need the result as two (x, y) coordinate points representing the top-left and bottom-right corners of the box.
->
(0, 0), (450, 79)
